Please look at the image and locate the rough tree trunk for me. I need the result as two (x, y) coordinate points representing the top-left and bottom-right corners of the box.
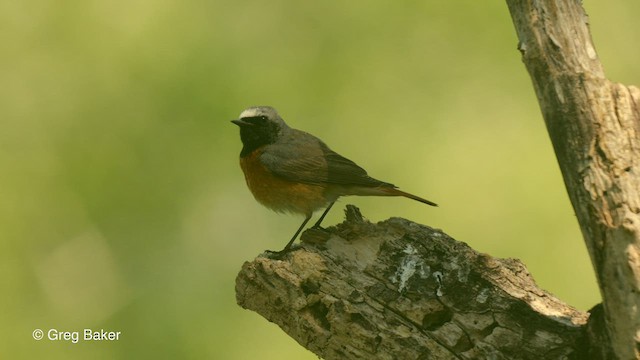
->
(506, 1), (640, 358)
(235, 1), (640, 359)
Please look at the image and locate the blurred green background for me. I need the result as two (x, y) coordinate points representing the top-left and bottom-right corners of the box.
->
(1, 1), (638, 358)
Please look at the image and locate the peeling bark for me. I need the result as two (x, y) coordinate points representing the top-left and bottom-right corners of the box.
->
(235, 1), (640, 357)
(237, 206), (594, 359)
(506, 1), (640, 358)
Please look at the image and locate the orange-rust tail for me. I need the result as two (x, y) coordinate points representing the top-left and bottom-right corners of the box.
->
(383, 188), (438, 207)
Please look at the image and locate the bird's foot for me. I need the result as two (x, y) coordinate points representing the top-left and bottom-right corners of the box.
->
(263, 244), (300, 260)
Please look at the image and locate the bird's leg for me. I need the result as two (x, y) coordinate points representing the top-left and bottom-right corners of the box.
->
(312, 201), (335, 229)
(267, 203), (334, 258)
(276, 213), (312, 254)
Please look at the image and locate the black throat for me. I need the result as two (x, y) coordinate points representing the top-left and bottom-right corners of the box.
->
(238, 117), (281, 157)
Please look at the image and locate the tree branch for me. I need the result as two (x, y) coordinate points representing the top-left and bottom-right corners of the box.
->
(235, 1), (640, 358)
(506, 1), (640, 358)
(237, 206), (594, 359)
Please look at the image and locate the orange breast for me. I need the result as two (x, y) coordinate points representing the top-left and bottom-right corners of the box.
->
(240, 149), (329, 216)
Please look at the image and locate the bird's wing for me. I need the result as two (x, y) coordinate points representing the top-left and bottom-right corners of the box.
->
(322, 148), (394, 187)
(260, 131), (394, 188)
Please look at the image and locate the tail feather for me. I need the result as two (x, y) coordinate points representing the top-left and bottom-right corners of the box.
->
(383, 188), (438, 207)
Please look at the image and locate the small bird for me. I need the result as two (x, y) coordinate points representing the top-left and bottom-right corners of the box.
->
(232, 106), (437, 253)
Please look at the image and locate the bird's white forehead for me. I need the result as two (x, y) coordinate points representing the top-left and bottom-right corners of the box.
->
(239, 108), (261, 119)
(239, 106), (278, 119)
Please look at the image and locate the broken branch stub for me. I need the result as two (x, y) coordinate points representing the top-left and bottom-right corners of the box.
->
(235, 206), (589, 359)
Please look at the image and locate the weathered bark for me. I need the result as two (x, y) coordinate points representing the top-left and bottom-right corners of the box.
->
(235, 1), (640, 358)
(506, 1), (640, 358)
(236, 206), (593, 359)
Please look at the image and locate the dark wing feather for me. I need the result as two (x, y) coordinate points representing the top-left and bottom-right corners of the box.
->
(259, 130), (394, 188)
(322, 148), (394, 187)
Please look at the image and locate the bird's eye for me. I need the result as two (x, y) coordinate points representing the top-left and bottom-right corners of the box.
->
(241, 115), (268, 125)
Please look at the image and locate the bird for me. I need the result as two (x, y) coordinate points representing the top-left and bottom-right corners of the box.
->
(231, 106), (437, 254)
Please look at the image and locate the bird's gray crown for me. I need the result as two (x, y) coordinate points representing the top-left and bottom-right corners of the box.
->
(239, 106), (281, 122)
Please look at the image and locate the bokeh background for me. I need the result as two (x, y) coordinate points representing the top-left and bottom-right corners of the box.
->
(2, 1), (639, 358)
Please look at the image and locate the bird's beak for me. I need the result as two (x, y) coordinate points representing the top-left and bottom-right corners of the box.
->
(231, 119), (252, 126)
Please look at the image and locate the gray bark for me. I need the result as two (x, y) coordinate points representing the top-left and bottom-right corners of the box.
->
(506, 1), (640, 358)
(235, 1), (640, 358)
(236, 206), (596, 359)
